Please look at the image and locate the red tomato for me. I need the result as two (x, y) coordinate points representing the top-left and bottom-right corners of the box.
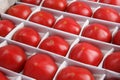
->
(43, 0), (67, 11)
(0, 45), (27, 72)
(39, 36), (70, 56)
(53, 17), (81, 35)
(7, 4), (32, 19)
(93, 7), (120, 23)
(112, 30), (120, 45)
(0, 72), (8, 80)
(66, 1), (93, 17)
(69, 42), (103, 66)
(23, 53), (58, 80)
(100, 0), (120, 6)
(0, 20), (15, 37)
(82, 23), (112, 42)
(21, 0), (42, 5)
(12, 27), (41, 47)
(29, 11), (55, 27)
(103, 52), (120, 73)
(56, 66), (95, 80)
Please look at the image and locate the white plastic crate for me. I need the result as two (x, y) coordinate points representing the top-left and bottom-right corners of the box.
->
(0, 0), (120, 80)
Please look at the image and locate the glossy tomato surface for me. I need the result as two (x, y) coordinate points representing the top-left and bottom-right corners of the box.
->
(0, 72), (8, 80)
(54, 17), (81, 35)
(66, 1), (93, 17)
(7, 4), (32, 19)
(23, 53), (58, 80)
(43, 0), (67, 11)
(39, 36), (70, 56)
(100, 0), (120, 6)
(0, 20), (15, 37)
(21, 0), (42, 5)
(12, 27), (41, 47)
(69, 42), (103, 66)
(29, 11), (55, 27)
(103, 52), (120, 73)
(56, 66), (95, 80)
(93, 7), (120, 23)
(0, 45), (27, 72)
(112, 30), (120, 45)
(82, 23), (112, 42)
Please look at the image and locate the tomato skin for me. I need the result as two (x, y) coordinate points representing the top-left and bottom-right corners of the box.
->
(54, 17), (81, 35)
(103, 52), (120, 73)
(100, 0), (120, 6)
(12, 27), (41, 47)
(0, 72), (8, 80)
(82, 23), (112, 42)
(0, 45), (27, 72)
(69, 42), (103, 66)
(112, 30), (120, 45)
(21, 0), (42, 5)
(39, 36), (70, 56)
(7, 4), (32, 19)
(56, 66), (95, 80)
(0, 20), (15, 37)
(66, 1), (93, 17)
(29, 11), (55, 27)
(93, 7), (120, 23)
(23, 54), (58, 80)
(43, 0), (67, 11)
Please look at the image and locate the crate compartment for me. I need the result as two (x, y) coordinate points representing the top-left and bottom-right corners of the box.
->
(81, 18), (119, 43)
(53, 61), (106, 80)
(66, 36), (113, 67)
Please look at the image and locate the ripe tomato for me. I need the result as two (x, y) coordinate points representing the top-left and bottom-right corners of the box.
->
(66, 1), (93, 17)
(39, 36), (70, 56)
(112, 30), (120, 45)
(82, 23), (112, 42)
(43, 0), (67, 11)
(0, 45), (27, 72)
(0, 72), (8, 80)
(23, 53), (58, 80)
(0, 20), (15, 37)
(21, 0), (42, 5)
(7, 4), (32, 19)
(100, 0), (120, 6)
(69, 42), (103, 66)
(93, 7), (120, 23)
(53, 17), (81, 35)
(103, 52), (120, 73)
(12, 27), (41, 47)
(56, 66), (95, 80)
(29, 11), (55, 27)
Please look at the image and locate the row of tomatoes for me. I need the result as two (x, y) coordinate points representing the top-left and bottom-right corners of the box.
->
(0, 43), (119, 80)
(20, 0), (120, 7)
(1, 14), (120, 46)
(7, 1), (120, 23)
